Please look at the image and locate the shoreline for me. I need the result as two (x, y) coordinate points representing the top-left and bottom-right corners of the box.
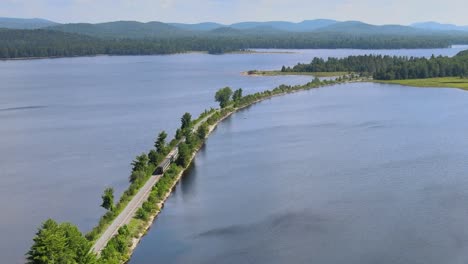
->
(228, 50), (298, 55)
(122, 81), (339, 262)
(241, 70), (349, 77)
(0, 50), (297, 62)
(126, 107), (235, 259)
(373, 77), (468, 91)
(245, 70), (468, 91)
(118, 75), (464, 262)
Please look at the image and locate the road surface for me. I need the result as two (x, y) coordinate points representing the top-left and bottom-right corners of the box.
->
(91, 174), (162, 253)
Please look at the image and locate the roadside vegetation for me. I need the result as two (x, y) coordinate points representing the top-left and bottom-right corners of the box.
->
(26, 74), (361, 264)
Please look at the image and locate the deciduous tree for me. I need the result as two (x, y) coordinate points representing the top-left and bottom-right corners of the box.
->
(215, 87), (233, 108)
(101, 187), (114, 211)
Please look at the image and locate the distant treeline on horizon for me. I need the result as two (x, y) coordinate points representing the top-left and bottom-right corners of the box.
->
(283, 50), (468, 80)
(2, 17), (468, 59)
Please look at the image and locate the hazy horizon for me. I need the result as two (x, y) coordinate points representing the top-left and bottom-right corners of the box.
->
(2, 16), (468, 27)
(1, 0), (467, 26)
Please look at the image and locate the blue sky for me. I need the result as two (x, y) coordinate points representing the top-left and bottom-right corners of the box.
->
(1, 0), (468, 25)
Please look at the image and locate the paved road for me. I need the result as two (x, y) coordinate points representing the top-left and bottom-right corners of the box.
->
(91, 174), (162, 253)
(91, 113), (214, 254)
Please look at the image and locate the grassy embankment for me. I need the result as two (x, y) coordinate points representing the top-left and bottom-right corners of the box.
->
(245, 70), (348, 77)
(98, 75), (360, 263)
(375, 77), (468, 91)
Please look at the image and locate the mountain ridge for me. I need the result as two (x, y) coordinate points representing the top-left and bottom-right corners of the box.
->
(411, 21), (468, 32)
(2, 17), (468, 39)
(0, 17), (58, 29)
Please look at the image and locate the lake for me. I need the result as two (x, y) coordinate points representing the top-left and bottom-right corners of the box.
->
(0, 46), (467, 263)
(130, 82), (468, 264)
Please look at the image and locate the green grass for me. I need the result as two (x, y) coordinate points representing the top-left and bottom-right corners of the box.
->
(247, 70), (348, 77)
(376, 77), (468, 90)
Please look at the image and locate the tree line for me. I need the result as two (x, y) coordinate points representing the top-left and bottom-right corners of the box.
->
(283, 51), (468, 80)
(2, 28), (468, 59)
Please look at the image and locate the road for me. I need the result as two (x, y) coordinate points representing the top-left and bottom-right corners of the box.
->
(91, 113), (214, 254)
(91, 174), (162, 253)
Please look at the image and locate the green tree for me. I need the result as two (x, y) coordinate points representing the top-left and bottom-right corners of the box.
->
(154, 131), (167, 154)
(176, 143), (191, 167)
(197, 123), (209, 140)
(129, 170), (146, 184)
(131, 153), (149, 172)
(100, 226), (130, 263)
(148, 149), (159, 165)
(175, 128), (183, 140)
(232, 88), (243, 102)
(101, 187), (114, 211)
(183, 129), (195, 147)
(60, 223), (96, 264)
(181, 112), (192, 130)
(215, 87), (233, 108)
(135, 208), (149, 220)
(27, 219), (67, 264)
(27, 219), (96, 264)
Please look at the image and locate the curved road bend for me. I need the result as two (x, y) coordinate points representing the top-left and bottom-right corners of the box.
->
(91, 113), (214, 254)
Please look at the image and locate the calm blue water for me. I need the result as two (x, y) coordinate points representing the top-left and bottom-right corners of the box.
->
(130, 82), (468, 264)
(0, 46), (467, 263)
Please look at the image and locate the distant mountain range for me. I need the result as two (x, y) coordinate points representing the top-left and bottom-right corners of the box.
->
(411, 22), (468, 32)
(228, 19), (338, 32)
(49, 21), (190, 39)
(0, 17), (58, 29)
(1, 17), (468, 39)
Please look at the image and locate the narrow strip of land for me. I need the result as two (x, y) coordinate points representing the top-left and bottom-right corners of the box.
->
(91, 114), (213, 254)
(242, 70), (348, 77)
(374, 77), (468, 90)
(92, 77), (362, 262)
(91, 174), (162, 253)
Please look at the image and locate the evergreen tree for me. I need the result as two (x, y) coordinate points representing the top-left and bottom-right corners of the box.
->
(232, 88), (243, 102)
(181, 113), (192, 130)
(154, 131), (167, 154)
(27, 219), (96, 264)
(131, 153), (149, 172)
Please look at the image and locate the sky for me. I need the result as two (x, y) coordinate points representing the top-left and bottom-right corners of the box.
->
(1, 0), (468, 25)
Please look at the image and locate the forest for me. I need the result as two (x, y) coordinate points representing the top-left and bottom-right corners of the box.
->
(283, 50), (468, 80)
(1, 28), (468, 59)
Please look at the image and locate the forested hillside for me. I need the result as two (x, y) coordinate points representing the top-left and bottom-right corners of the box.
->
(2, 28), (468, 59)
(3, 18), (468, 59)
(48, 21), (191, 39)
(283, 51), (468, 80)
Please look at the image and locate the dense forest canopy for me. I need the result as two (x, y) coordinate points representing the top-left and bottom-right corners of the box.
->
(283, 51), (468, 80)
(2, 28), (468, 59)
